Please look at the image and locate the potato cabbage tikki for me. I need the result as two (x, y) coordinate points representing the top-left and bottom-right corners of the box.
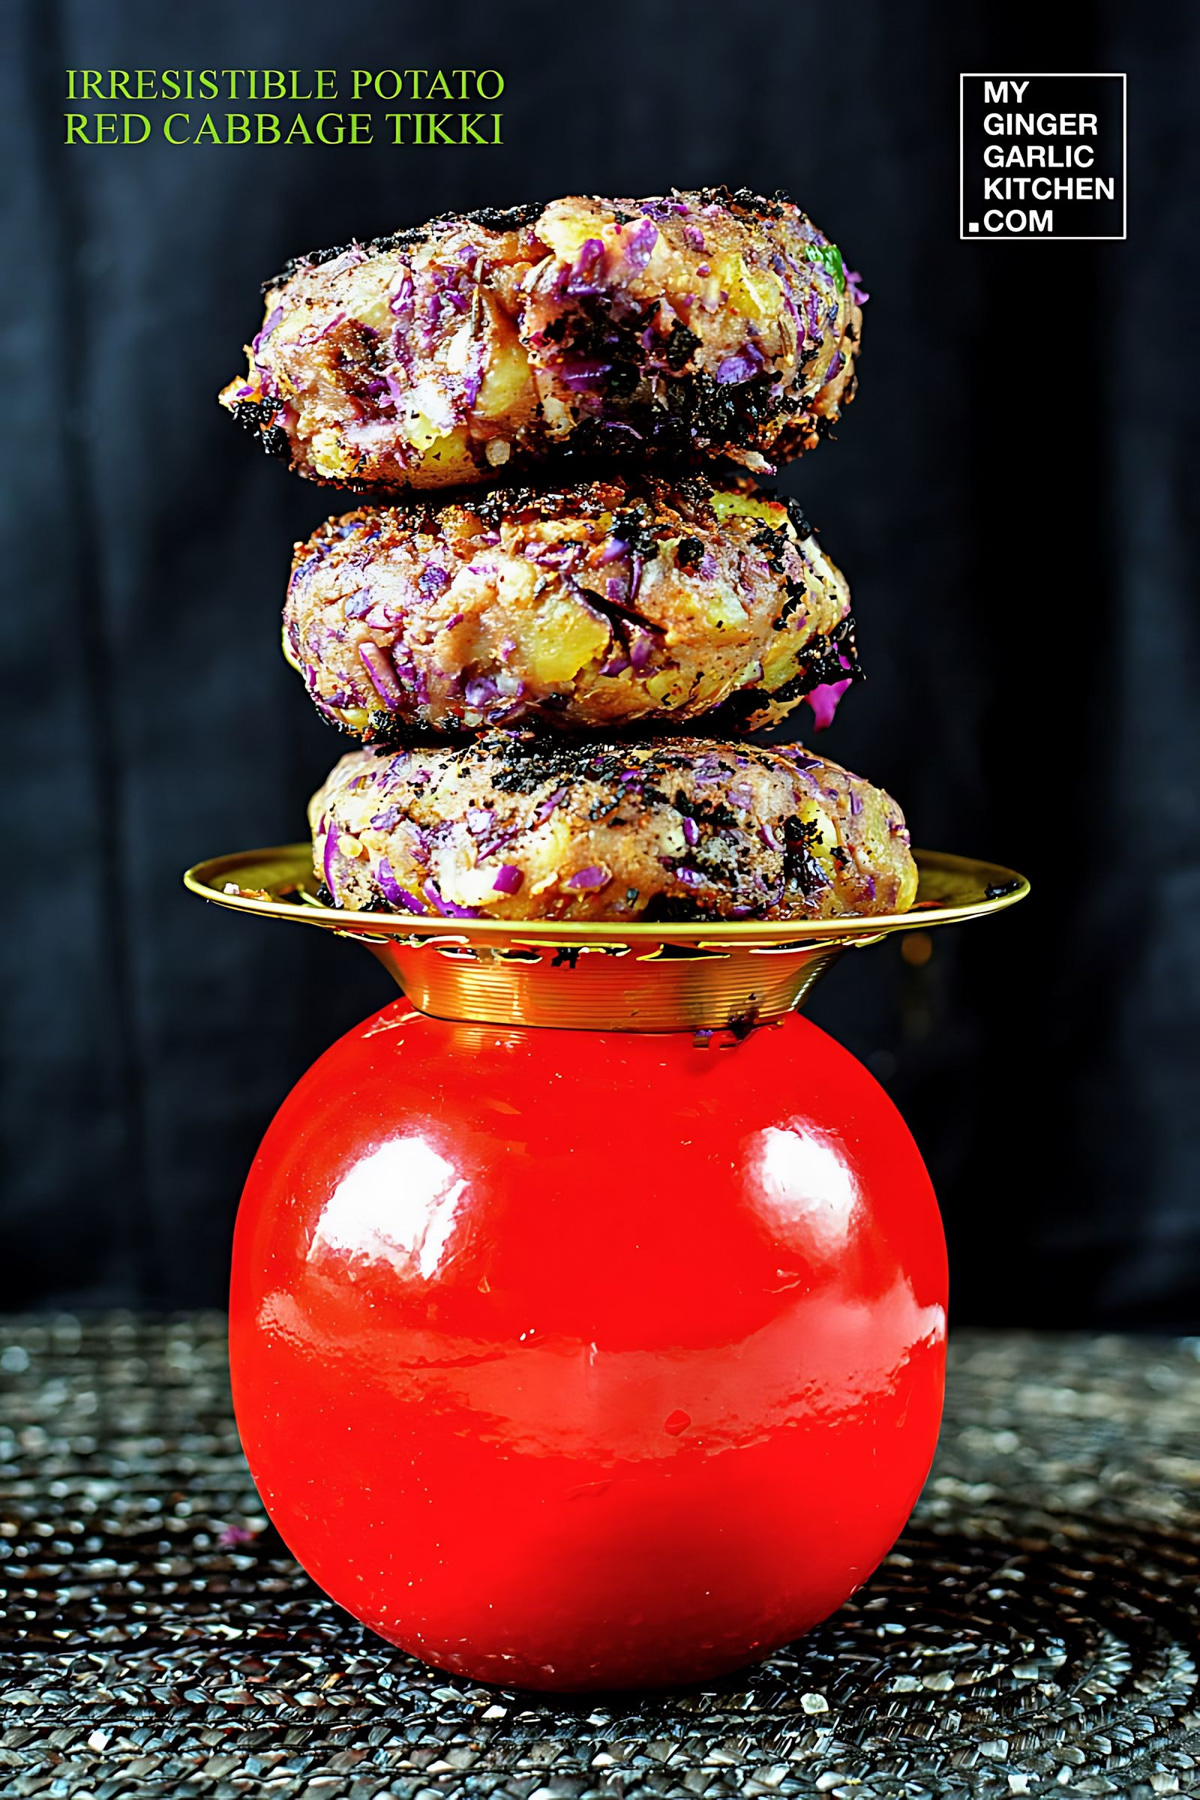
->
(221, 188), (863, 492)
(286, 475), (858, 740)
(311, 734), (916, 924)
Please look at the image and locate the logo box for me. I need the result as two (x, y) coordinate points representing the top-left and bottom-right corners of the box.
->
(959, 73), (1126, 242)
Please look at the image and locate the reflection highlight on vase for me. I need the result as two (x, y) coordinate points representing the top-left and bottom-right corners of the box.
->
(309, 1136), (468, 1279)
(752, 1123), (860, 1253)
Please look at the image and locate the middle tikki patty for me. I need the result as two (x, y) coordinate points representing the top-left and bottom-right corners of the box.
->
(285, 472), (857, 738)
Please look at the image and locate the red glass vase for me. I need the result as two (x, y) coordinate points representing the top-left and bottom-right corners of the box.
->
(229, 1002), (946, 1691)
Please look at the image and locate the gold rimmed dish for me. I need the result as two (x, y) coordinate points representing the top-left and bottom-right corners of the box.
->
(184, 845), (1028, 1032)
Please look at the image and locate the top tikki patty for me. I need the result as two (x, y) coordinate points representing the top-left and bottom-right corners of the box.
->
(220, 188), (864, 492)
(285, 475), (859, 740)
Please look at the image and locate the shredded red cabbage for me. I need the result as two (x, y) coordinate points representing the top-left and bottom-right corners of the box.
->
(715, 344), (765, 386)
(377, 858), (424, 912)
(423, 878), (481, 918)
(252, 306), (283, 355)
(475, 827), (519, 860)
(358, 642), (404, 710)
(629, 628), (655, 670)
(534, 787), (567, 825)
(564, 237), (608, 296)
(567, 865), (610, 890)
(418, 564), (451, 598)
(322, 826), (338, 892)
(492, 864), (524, 894)
(620, 219), (659, 278)
(806, 677), (853, 730)
(559, 358), (612, 392)
(388, 269), (414, 317)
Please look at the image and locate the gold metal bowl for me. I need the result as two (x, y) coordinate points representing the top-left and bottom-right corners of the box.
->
(184, 844), (1028, 1032)
(183, 842), (1029, 1029)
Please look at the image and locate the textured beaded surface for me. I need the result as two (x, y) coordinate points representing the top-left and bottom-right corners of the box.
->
(2, 1316), (1199, 1798)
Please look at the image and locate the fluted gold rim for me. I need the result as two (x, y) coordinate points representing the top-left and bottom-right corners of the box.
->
(183, 843), (1028, 946)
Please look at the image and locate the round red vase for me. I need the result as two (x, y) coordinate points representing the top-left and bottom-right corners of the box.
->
(229, 1003), (946, 1692)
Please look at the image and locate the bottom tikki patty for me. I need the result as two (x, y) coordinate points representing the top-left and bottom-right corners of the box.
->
(310, 732), (917, 923)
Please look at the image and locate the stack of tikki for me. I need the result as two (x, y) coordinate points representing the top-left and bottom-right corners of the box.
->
(221, 188), (916, 925)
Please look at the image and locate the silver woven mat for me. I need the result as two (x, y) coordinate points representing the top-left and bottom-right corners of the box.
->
(2, 1317), (1199, 1798)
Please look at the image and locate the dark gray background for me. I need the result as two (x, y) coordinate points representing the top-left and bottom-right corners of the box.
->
(3, 1), (1197, 1324)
